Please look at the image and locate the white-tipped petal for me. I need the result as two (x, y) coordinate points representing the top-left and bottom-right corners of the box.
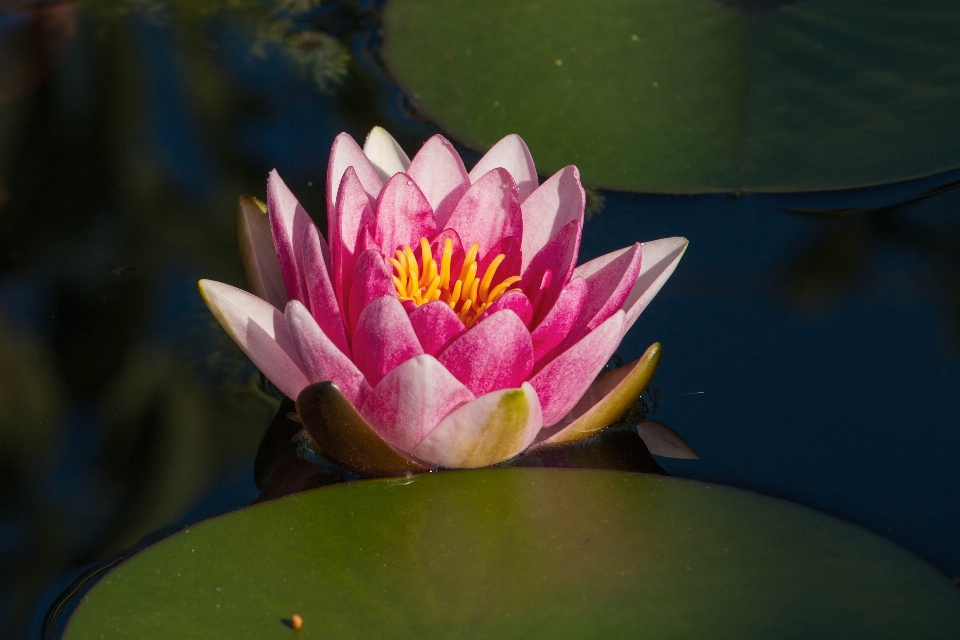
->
(364, 126), (411, 182)
(469, 134), (538, 203)
(621, 237), (688, 335)
(520, 166), (584, 272)
(199, 279), (309, 400)
(412, 383), (543, 468)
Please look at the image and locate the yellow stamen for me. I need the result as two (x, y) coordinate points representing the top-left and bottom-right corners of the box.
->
(468, 278), (480, 308)
(439, 238), (453, 290)
(420, 238), (433, 276)
(423, 275), (442, 302)
(461, 261), (478, 304)
(479, 254), (505, 303)
(448, 280), (463, 309)
(403, 246), (419, 294)
(459, 243), (480, 282)
(487, 276), (522, 302)
(388, 258), (406, 290)
(458, 298), (473, 322)
(390, 236), (523, 326)
(419, 237), (438, 290)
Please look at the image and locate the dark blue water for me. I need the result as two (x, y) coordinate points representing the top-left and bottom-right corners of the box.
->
(1, 2), (958, 637)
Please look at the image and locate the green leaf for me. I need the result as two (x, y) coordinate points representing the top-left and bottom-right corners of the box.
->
(383, 0), (960, 192)
(65, 469), (960, 639)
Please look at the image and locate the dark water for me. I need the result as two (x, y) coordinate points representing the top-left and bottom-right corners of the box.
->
(1, 1), (958, 637)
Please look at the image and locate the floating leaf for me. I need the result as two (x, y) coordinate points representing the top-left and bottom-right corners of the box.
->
(383, 0), (960, 192)
(64, 469), (960, 639)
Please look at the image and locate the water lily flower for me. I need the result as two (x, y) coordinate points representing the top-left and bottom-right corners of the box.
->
(200, 127), (687, 475)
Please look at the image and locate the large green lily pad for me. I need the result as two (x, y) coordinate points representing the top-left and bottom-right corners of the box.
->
(65, 469), (959, 638)
(383, 0), (960, 192)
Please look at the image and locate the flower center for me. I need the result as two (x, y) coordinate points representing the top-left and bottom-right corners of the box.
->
(389, 237), (522, 327)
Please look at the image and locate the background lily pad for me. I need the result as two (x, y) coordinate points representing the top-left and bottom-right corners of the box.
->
(65, 469), (960, 639)
(382, 0), (960, 192)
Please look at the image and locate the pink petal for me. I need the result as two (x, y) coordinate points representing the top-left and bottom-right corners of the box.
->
(438, 309), (533, 396)
(351, 295), (424, 387)
(520, 166), (584, 272)
(198, 279), (309, 400)
(573, 245), (629, 280)
(520, 219), (581, 326)
(469, 134), (538, 203)
(326, 132), (384, 225)
(529, 310), (625, 426)
(475, 290), (533, 327)
(408, 301), (466, 356)
(567, 243), (641, 345)
(533, 343), (662, 449)
(285, 300), (370, 407)
(374, 173), (438, 255)
(363, 126), (410, 181)
(330, 167), (376, 307)
(412, 383), (543, 468)
(302, 224), (350, 357)
(407, 134), (470, 228)
(348, 249), (395, 335)
(267, 170), (326, 305)
(236, 195), (287, 310)
(621, 237), (689, 336)
(444, 168), (522, 255)
(297, 381), (433, 477)
(360, 354), (474, 453)
(355, 221), (378, 254)
(530, 276), (586, 364)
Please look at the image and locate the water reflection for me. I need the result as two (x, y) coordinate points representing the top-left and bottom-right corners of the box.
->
(778, 185), (960, 345)
(1, 0), (959, 638)
(0, 2), (76, 105)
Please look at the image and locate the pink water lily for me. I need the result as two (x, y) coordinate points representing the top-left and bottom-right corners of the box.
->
(200, 127), (687, 471)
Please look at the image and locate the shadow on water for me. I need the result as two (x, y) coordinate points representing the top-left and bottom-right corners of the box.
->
(0, 0), (959, 637)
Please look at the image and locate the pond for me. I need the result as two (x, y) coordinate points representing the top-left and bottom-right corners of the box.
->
(1, 0), (958, 637)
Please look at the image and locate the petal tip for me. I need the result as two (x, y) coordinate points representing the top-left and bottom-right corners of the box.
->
(238, 193), (267, 214)
(197, 278), (219, 303)
(364, 125), (389, 143)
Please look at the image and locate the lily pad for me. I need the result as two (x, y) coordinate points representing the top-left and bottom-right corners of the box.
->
(65, 469), (959, 638)
(383, 0), (960, 192)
